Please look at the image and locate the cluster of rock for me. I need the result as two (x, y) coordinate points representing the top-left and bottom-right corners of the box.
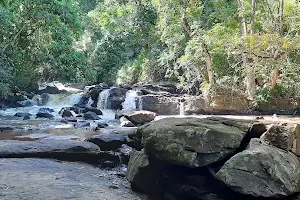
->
(83, 83), (206, 115)
(125, 117), (300, 200)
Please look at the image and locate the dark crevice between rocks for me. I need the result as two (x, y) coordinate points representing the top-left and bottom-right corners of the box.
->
(235, 122), (267, 156)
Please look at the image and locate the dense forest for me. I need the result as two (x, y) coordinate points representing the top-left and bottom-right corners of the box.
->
(0, 0), (300, 106)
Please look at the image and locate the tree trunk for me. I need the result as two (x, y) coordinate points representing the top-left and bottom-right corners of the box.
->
(201, 43), (215, 85)
(270, 67), (279, 95)
(236, 0), (256, 100)
(250, 0), (256, 34)
(279, 0), (284, 35)
(246, 62), (256, 99)
(181, 7), (215, 85)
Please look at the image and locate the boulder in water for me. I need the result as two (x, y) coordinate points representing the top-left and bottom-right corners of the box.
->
(61, 117), (78, 123)
(83, 107), (103, 115)
(139, 95), (180, 115)
(61, 109), (76, 118)
(14, 112), (32, 118)
(86, 133), (126, 151)
(120, 116), (135, 127)
(216, 138), (300, 198)
(83, 112), (101, 120)
(120, 110), (156, 125)
(59, 106), (84, 115)
(36, 112), (54, 119)
(23, 115), (31, 120)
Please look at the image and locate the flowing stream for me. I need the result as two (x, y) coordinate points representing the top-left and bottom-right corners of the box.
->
(0, 84), (117, 141)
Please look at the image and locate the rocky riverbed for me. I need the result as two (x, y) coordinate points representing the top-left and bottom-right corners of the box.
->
(1, 83), (300, 200)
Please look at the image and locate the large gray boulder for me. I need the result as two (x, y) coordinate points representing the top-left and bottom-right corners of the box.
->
(216, 139), (300, 198)
(121, 110), (156, 125)
(83, 112), (100, 120)
(120, 116), (135, 127)
(140, 117), (251, 167)
(184, 96), (206, 115)
(139, 95), (180, 115)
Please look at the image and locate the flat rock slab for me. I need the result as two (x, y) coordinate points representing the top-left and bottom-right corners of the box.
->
(0, 158), (144, 200)
(0, 140), (102, 162)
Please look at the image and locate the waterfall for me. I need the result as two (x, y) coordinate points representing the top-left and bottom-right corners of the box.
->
(122, 90), (140, 111)
(46, 93), (83, 107)
(137, 95), (143, 110)
(97, 89), (110, 109)
(87, 97), (94, 108)
(179, 102), (185, 116)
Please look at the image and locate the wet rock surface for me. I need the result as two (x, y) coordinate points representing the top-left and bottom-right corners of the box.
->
(0, 158), (145, 200)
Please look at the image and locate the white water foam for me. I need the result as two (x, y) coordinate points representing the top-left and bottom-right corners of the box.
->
(97, 89), (110, 109)
(122, 90), (140, 111)
(0, 92), (83, 119)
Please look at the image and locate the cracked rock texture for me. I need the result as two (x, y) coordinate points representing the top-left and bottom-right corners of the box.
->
(140, 117), (250, 167)
(216, 138), (300, 198)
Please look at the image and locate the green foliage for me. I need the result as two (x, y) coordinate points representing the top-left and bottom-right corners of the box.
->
(2, 0), (300, 106)
(0, 57), (12, 98)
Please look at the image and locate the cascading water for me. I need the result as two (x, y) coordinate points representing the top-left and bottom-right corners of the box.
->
(122, 90), (141, 111)
(179, 102), (185, 116)
(87, 97), (94, 107)
(0, 92), (84, 119)
(97, 89), (110, 109)
(45, 93), (83, 107)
